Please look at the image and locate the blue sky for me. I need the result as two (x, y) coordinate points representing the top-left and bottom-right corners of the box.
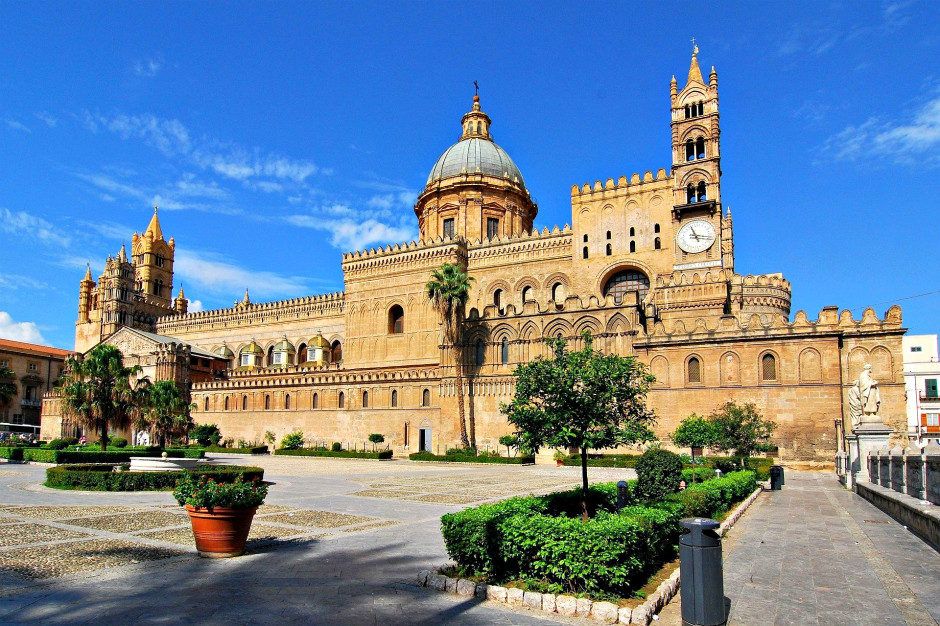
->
(1, 1), (938, 349)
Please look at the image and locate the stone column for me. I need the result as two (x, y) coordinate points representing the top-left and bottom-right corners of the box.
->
(846, 421), (894, 490)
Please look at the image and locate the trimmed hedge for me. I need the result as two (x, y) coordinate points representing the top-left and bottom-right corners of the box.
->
(45, 464), (264, 491)
(204, 445), (269, 455)
(682, 467), (718, 483)
(3, 448), (205, 464)
(0, 447), (24, 461)
(561, 453), (775, 479)
(561, 453), (641, 468)
(441, 471), (757, 597)
(409, 452), (534, 464)
(275, 448), (393, 460)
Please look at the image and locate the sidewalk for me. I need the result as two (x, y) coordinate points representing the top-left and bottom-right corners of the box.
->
(660, 471), (940, 626)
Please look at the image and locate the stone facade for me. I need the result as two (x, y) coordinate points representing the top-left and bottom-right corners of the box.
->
(0, 339), (69, 435)
(57, 48), (906, 461)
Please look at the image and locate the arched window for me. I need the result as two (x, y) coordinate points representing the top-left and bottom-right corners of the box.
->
(606, 243), (612, 256)
(475, 340), (485, 366)
(493, 289), (503, 309)
(338, 391), (345, 408)
(603, 269), (651, 302)
(264, 395), (271, 410)
(391, 389), (398, 407)
(687, 184), (696, 204)
(654, 223), (660, 233)
(476, 122), (481, 134)
(204, 397), (208, 411)
(501, 337), (509, 365)
(629, 241), (636, 253)
(388, 305), (404, 334)
(422, 388), (430, 407)
(266, 346), (274, 367)
(285, 394), (290, 409)
(297, 343), (307, 364)
(331, 340), (342, 363)
(312, 393), (319, 409)
(686, 139), (695, 161)
(362, 391), (369, 408)
(629, 227), (635, 237)
(762, 353), (778, 382)
(242, 395), (248, 410)
(696, 137), (706, 159)
(552, 282), (565, 303)
(583, 234), (588, 242)
(687, 357), (702, 384)
(522, 286), (533, 302)
(697, 181), (707, 201)
(582, 246), (588, 259)
(654, 237), (661, 250)
(606, 230), (612, 240)
(224, 396), (229, 411)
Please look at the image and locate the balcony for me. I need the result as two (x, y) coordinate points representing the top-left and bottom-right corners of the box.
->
(20, 399), (42, 408)
(919, 392), (940, 402)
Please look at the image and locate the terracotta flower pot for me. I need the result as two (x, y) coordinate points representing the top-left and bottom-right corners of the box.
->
(185, 504), (258, 558)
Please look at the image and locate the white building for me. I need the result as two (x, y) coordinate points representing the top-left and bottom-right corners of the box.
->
(903, 334), (940, 444)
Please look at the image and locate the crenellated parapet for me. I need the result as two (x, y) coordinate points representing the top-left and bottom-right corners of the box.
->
(193, 362), (440, 392)
(571, 168), (671, 199)
(156, 292), (345, 335)
(467, 225), (572, 267)
(731, 273), (792, 318)
(341, 237), (465, 279)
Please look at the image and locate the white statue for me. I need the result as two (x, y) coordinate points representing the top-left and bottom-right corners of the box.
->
(136, 430), (150, 446)
(849, 364), (881, 428)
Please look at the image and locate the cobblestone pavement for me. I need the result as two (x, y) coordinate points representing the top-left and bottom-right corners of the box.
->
(0, 456), (635, 625)
(659, 471), (940, 626)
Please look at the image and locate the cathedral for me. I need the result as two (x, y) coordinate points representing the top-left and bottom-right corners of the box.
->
(44, 49), (906, 463)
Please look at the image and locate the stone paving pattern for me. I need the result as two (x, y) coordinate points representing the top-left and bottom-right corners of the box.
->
(0, 456), (939, 624)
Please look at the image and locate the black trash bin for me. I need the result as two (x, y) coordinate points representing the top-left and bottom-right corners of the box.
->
(770, 465), (784, 490)
(679, 517), (725, 626)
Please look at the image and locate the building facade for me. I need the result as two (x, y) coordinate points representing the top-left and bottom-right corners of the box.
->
(49, 49), (907, 462)
(902, 334), (940, 444)
(0, 339), (69, 435)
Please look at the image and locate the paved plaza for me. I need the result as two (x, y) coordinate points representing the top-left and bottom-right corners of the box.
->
(0, 458), (939, 625)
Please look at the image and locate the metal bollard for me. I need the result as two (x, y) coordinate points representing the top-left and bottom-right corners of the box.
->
(679, 517), (725, 626)
(770, 465), (784, 490)
(616, 480), (629, 511)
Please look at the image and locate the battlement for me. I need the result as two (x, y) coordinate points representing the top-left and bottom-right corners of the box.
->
(192, 362), (440, 392)
(572, 168), (671, 198)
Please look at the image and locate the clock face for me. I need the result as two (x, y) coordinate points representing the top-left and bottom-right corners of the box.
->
(676, 219), (717, 254)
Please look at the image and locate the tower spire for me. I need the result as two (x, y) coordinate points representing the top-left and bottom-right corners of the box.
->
(83, 263), (92, 282)
(687, 43), (704, 86)
(460, 85), (492, 140)
(145, 205), (164, 241)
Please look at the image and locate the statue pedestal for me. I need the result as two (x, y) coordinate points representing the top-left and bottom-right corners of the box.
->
(845, 422), (893, 490)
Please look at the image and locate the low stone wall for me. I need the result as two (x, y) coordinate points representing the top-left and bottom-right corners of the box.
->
(866, 442), (940, 505)
(856, 481), (940, 550)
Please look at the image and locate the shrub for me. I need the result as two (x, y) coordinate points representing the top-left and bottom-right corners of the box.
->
(682, 468), (717, 484)
(669, 471), (758, 518)
(22, 448), (204, 464)
(331, 442), (342, 452)
(173, 471), (267, 508)
(45, 464), (264, 491)
(539, 482), (627, 517)
(192, 424), (222, 447)
(560, 453), (641, 468)
(408, 452), (534, 464)
(62, 437), (79, 446)
(368, 433), (385, 451)
(45, 439), (70, 450)
(635, 448), (684, 502)
(111, 437), (128, 448)
(0, 447), (24, 461)
(280, 431), (304, 450)
(204, 445), (268, 455)
(274, 448), (392, 460)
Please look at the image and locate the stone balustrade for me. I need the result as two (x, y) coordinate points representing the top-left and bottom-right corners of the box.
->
(866, 441), (940, 503)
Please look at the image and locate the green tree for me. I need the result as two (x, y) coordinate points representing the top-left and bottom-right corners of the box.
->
(0, 367), (17, 410)
(193, 424), (223, 447)
(498, 434), (518, 458)
(426, 262), (475, 448)
(708, 401), (776, 469)
(368, 433), (385, 451)
(501, 332), (657, 521)
(672, 414), (717, 483)
(139, 380), (194, 448)
(59, 344), (148, 452)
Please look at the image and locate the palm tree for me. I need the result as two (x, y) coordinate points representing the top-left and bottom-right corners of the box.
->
(427, 262), (474, 448)
(0, 367), (16, 411)
(60, 344), (148, 451)
(139, 380), (194, 448)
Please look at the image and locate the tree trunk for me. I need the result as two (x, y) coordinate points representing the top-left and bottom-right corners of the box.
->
(691, 450), (696, 483)
(454, 354), (470, 449)
(581, 446), (589, 522)
(100, 422), (108, 452)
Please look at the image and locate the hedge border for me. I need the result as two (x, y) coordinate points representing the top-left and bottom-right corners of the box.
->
(0, 447), (205, 464)
(204, 445), (269, 455)
(275, 448), (393, 460)
(409, 452), (535, 465)
(45, 463), (264, 491)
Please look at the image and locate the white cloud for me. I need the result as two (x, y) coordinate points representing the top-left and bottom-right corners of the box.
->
(822, 87), (940, 163)
(367, 191), (416, 211)
(286, 216), (415, 252)
(4, 119), (31, 134)
(173, 248), (310, 299)
(0, 312), (47, 345)
(34, 111), (57, 127)
(188, 300), (204, 313)
(133, 58), (162, 77)
(0, 207), (70, 247)
(0, 274), (48, 291)
(192, 147), (318, 183)
(83, 111), (191, 156)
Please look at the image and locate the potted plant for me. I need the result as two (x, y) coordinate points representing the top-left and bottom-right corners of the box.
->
(173, 471), (268, 558)
(553, 449), (567, 467)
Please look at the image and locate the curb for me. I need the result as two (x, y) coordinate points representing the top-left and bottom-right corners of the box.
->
(416, 485), (764, 625)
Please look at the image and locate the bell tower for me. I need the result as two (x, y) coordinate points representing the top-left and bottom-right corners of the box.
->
(669, 45), (732, 271)
(132, 207), (175, 308)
